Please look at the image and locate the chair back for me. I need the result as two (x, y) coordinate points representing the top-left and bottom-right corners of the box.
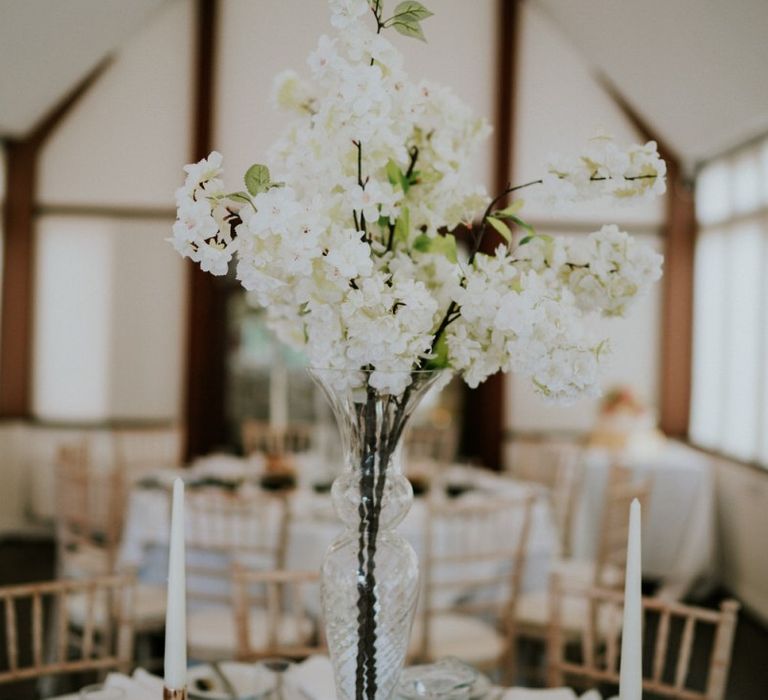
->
(0, 575), (135, 685)
(420, 492), (536, 659)
(184, 491), (289, 606)
(405, 424), (457, 465)
(594, 465), (651, 587)
(547, 574), (740, 700)
(112, 425), (184, 480)
(549, 444), (584, 557)
(231, 568), (324, 662)
(55, 447), (125, 577)
(506, 439), (584, 557)
(241, 420), (313, 457)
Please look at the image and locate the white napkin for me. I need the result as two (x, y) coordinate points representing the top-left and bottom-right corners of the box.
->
(131, 669), (165, 695)
(500, 688), (578, 700)
(286, 655), (337, 700)
(102, 669), (162, 700)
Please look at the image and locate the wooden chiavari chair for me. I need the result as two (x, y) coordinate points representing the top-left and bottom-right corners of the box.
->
(409, 492), (536, 676)
(404, 424), (457, 466)
(547, 573), (740, 700)
(506, 438), (585, 557)
(55, 447), (167, 666)
(510, 466), (652, 678)
(112, 424), (184, 481)
(231, 568), (324, 662)
(185, 490), (290, 661)
(0, 575), (135, 686)
(54, 445), (125, 579)
(240, 420), (313, 457)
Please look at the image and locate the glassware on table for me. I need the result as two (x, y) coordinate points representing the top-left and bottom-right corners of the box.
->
(396, 658), (478, 699)
(79, 685), (126, 700)
(255, 657), (302, 700)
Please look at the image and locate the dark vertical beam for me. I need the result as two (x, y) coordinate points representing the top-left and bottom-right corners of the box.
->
(460, 0), (520, 470)
(658, 167), (695, 436)
(0, 59), (111, 418)
(598, 77), (695, 437)
(0, 141), (37, 416)
(184, 0), (228, 459)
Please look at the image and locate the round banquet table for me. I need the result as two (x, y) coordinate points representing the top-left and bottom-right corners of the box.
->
(118, 462), (559, 600)
(570, 440), (715, 599)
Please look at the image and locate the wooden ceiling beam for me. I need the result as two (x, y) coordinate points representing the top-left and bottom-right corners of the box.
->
(598, 74), (695, 437)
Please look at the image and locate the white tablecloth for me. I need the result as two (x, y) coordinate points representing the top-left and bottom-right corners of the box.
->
(119, 464), (558, 597)
(46, 658), (610, 700)
(571, 440), (715, 598)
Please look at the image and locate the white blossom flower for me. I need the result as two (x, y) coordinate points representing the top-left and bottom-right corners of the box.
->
(170, 0), (666, 403)
(329, 0), (370, 29)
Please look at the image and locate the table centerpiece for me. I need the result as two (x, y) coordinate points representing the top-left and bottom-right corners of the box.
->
(170, 1), (665, 697)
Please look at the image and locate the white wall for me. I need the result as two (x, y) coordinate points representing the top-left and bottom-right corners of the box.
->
(32, 0), (192, 422)
(38, 0), (194, 207)
(108, 218), (185, 419)
(713, 457), (768, 622)
(505, 2), (665, 439)
(33, 217), (115, 421)
(0, 2), (195, 532)
(31, 215), (186, 423)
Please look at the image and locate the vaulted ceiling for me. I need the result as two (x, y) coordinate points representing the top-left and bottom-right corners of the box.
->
(534, 0), (768, 166)
(0, 0), (169, 137)
(1, 0), (767, 168)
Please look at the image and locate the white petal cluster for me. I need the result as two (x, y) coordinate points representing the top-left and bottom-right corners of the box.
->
(170, 1), (666, 402)
(562, 225), (664, 315)
(540, 136), (667, 205)
(170, 152), (236, 276)
(446, 247), (606, 402)
(513, 225), (664, 316)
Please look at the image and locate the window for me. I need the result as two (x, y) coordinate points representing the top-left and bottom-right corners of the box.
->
(690, 136), (768, 466)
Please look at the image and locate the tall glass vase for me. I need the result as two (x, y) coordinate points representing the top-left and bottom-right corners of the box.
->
(309, 368), (447, 700)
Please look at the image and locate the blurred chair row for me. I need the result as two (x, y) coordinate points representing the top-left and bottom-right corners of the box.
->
(241, 418), (457, 464)
(0, 566), (739, 699)
(0, 569), (323, 689)
(21, 428), (740, 699)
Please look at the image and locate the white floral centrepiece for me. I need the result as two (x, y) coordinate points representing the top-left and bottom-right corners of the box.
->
(171, 0), (664, 402)
(171, 2), (665, 698)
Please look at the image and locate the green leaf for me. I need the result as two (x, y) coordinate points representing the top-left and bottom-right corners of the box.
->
(413, 233), (431, 252)
(392, 18), (427, 41)
(394, 207), (410, 245)
(392, 1), (434, 21)
(486, 216), (512, 243)
(223, 192), (251, 204)
(377, 215), (391, 228)
(425, 332), (449, 370)
(508, 215), (536, 237)
(386, 159), (401, 187)
(386, 159), (411, 193)
(518, 235), (535, 246)
(244, 164), (270, 196)
(494, 200), (525, 218)
(411, 233), (457, 263)
(430, 233), (458, 263)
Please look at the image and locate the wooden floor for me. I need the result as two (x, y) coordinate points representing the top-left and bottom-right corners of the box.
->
(0, 538), (765, 699)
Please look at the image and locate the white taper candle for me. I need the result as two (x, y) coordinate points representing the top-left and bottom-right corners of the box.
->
(619, 497), (642, 699)
(164, 478), (187, 689)
(269, 360), (289, 430)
